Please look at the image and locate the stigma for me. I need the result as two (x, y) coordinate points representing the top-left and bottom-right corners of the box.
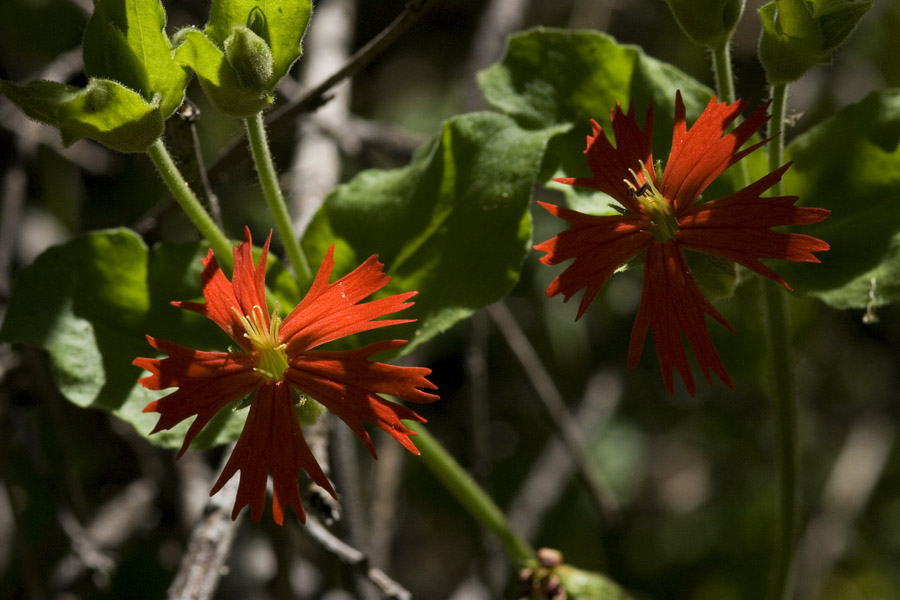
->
(625, 165), (678, 242)
(232, 305), (289, 381)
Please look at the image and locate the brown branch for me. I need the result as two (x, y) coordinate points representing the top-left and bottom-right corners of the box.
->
(303, 514), (412, 600)
(166, 449), (243, 600)
(487, 302), (621, 524)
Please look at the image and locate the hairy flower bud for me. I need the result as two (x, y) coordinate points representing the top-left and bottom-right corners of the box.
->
(758, 0), (873, 84)
(665, 0), (746, 48)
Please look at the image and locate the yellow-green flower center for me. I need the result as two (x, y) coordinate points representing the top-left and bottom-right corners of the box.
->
(625, 165), (678, 242)
(232, 305), (289, 382)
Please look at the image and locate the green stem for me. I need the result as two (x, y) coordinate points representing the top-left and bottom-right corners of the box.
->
(244, 112), (312, 286)
(410, 422), (535, 564)
(711, 40), (750, 187)
(711, 41), (738, 105)
(765, 82), (800, 600)
(147, 139), (234, 271)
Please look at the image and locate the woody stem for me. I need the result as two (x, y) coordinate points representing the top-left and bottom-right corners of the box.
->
(765, 82), (800, 600)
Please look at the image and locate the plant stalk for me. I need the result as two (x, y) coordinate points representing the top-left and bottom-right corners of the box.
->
(765, 82), (800, 600)
(244, 112), (312, 286)
(410, 422), (535, 564)
(147, 139), (234, 271)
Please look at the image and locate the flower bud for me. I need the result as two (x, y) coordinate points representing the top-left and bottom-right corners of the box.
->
(225, 25), (275, 93)
(665, 0), (746, 48)
(758, 0), (873, 85)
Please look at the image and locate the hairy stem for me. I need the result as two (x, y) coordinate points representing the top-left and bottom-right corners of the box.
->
(765, 82), (800, 600)
(147, 139), (234, 271)
(244, 112), (312, 286)
(411, 422), (535, 564)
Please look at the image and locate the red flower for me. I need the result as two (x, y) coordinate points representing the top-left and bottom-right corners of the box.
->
(535, 92), (829, 395)
(134, 229), (438, 524)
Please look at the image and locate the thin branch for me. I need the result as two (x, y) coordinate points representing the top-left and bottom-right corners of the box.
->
(166, 449), (243, 600)
(207, 0), (436, 186)
(508, 372), (622, 541)
(303, 514), (412, 600)
(487, 302), (621, 524)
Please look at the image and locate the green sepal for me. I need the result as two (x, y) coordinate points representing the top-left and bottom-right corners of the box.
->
(665, 0), (746, 48)
(82, 0), (189, 118)
(758, 0), (873, 85)
(0, 78), (164, 153)
(206, 0), (312, 86)
(224, 25), (275, 93)
(173, 27), (272, 117)
(555, 565), (631, 600)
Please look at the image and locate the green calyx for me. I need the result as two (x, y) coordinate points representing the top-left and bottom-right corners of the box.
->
(665, 0), (746, 48)
(758, 0), (874, 85)
(224, 25), (276, 93)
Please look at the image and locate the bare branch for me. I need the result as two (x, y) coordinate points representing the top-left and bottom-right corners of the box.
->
(167, 451), (243, 600)
(303, 514), (412, 600)
(487, 302), (621, 524)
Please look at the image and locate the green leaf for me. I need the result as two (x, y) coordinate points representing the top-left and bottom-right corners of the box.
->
(1, 78), (164, 153)
(206, 0), (312, 87)
(0, 79), (80, 126)
(302, 112), (560, 351)
(556, 565), (631, 600)
(174, 28), (271, 117)
(477, 29), (715, 210)
(82, 0), (189, 117)
(0, 230), (295, 449)
(775, 90), (900, 305)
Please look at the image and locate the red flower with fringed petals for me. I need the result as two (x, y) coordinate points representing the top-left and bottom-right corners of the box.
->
(134, 228), (438, 524)
(535, 92), (830, 395)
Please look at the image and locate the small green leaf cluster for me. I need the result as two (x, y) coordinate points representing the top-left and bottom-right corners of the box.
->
(0, 0), (312, 151)
(758, 0), (874, 84)
(175, 0), (312, 117)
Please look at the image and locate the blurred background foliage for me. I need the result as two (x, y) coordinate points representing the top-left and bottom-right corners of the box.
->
(1, 0), (900, 599)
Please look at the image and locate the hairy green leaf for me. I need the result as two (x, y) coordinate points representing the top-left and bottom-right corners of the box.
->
(82, 0), (189, 117)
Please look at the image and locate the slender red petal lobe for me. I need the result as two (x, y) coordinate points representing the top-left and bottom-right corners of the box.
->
(536, 91), (829, 395)
(134, 228), (438, 524)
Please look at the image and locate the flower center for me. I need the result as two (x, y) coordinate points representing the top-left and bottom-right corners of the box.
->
(625, 165), (678, 242)
(232, 304), (289, 382)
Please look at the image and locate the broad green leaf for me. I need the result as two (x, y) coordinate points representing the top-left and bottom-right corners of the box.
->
(0, 78), (163, 152)
(478, 29), (716, 210)
(206, 0), (312, 86)
(82, 0), (189, 117)
(0, 230), (295, 449)
(174, 28), (271, 117)
(302, 112), (560, 351)
(778, 90), (900, 305)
